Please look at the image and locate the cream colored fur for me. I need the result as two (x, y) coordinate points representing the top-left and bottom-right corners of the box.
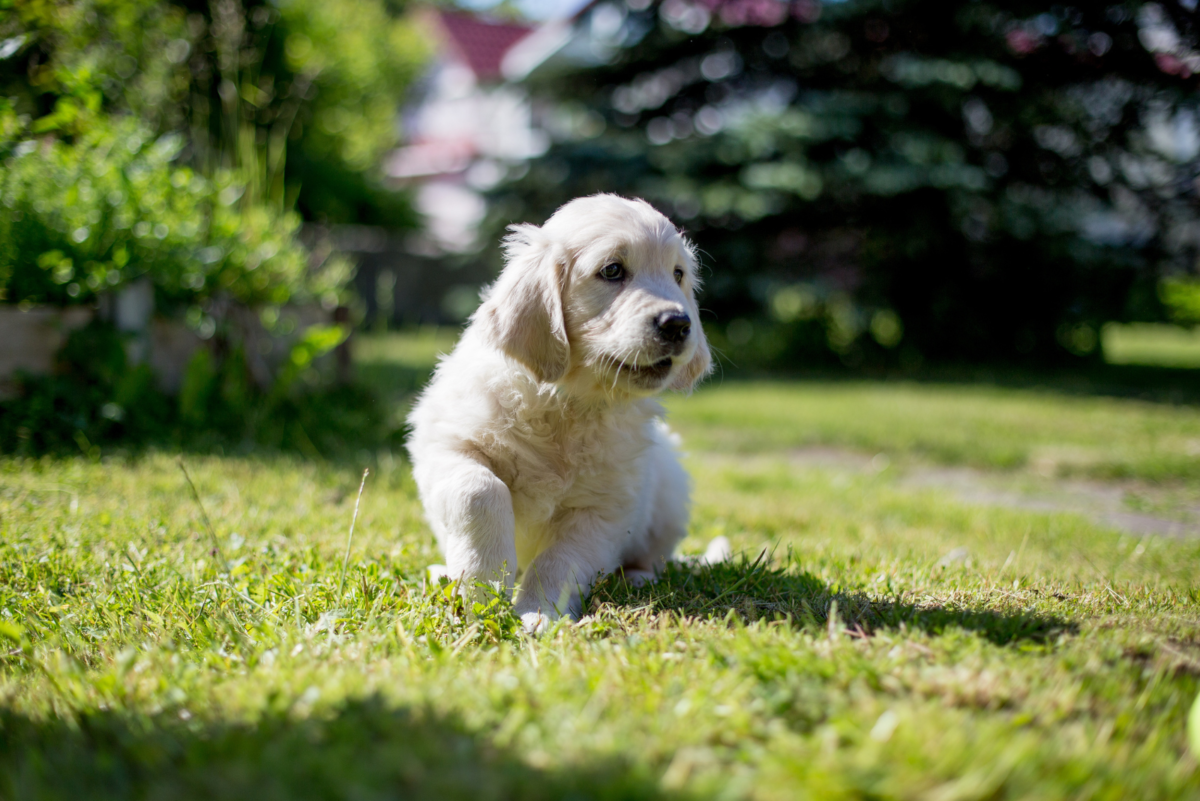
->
(406, 194), (720, 633)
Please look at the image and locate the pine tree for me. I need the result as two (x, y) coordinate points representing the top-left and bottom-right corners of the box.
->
(496, 0), (1200, 365)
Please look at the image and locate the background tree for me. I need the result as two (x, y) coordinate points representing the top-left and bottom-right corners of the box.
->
(1, 0), (428, 223)
(0, 0), (429, 306)
(494, 0), (1200, 367)
(0, 0), (428, 451)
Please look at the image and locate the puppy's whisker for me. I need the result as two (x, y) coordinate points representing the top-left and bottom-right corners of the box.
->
(612, 353), (628, 394)
(626, 348), (645, 391)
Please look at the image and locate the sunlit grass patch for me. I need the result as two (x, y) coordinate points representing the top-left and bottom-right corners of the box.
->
(2, 374), (1200, 797)
(667, 382), (1200, 481)
(1104, 323), (1200, 369)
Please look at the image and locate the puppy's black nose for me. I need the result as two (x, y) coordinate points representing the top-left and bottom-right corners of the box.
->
(656, 312), (691, 343)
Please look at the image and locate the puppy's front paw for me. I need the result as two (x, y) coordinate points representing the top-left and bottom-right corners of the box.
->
(520, 611), (553, 635)
(426, 564), (450, 583)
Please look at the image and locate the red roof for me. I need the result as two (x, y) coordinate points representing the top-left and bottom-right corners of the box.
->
(437, 11), (534, 81)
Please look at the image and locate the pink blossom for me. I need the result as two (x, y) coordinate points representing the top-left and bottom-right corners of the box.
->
(791, 0), (821, 24)
(1155, 53), (1185, 75)
(1005, 28), (1042, 56)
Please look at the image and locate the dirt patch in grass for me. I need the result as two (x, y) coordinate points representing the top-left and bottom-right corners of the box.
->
(758, 447), (1200, 539)
(898, 467), (1200, 539)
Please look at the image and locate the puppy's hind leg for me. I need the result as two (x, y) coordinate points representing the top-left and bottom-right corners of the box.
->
(671, 537), (733, 568)
(514, 510), (622, 632)
(618, 567), (657, 587)
(628, 431), (731, 574)
(700, 536), (732, 565)
(619, 425), (692, 577)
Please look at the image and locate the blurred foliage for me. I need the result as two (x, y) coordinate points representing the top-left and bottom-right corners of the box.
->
(0, 0), (427, 305)
(1160, 277), (1200, 325)
(0, 0), (192, 137)
(271, 0), (429, 223)
(0, 0), (427, 225)
(0, 0), (429, 452)
(497, 0), (1200, 366)
(0, 116), (347, 308)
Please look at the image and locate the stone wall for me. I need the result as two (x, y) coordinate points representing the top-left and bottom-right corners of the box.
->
(0, 286), (348, 397)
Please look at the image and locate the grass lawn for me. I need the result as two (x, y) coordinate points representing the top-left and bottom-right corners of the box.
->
(2, 331), (1199, 799)
(1103, 324), (1200, 370)
(667, 381), (1200, 481)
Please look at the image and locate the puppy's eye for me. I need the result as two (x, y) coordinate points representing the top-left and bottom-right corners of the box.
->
(598, 263), (625, 281)
(674, 267), (685, 285)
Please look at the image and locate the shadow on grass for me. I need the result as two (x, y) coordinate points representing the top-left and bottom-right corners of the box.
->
(0, 695), (675, 801)
(588, 556), (1077, 646)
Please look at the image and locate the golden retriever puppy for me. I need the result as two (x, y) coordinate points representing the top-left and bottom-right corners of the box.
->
(407, 194), (725, 632)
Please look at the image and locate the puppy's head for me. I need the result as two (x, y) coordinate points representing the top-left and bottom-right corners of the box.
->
(475, 194), (711, 397)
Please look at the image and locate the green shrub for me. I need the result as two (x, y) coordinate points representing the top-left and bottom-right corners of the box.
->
(1160, 280), (1200, 327)
(0, 0), (427, 453)
(0, 116), (348, 309)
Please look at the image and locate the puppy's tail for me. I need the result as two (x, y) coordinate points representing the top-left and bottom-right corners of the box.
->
(699, 536), (732, 566)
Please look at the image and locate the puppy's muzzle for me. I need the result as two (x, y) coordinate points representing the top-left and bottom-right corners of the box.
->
(655, 311), (691, 346)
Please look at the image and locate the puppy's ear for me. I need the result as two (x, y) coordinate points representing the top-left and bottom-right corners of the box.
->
(671, 319), (712, 392)
(475, 224), (570, 382)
